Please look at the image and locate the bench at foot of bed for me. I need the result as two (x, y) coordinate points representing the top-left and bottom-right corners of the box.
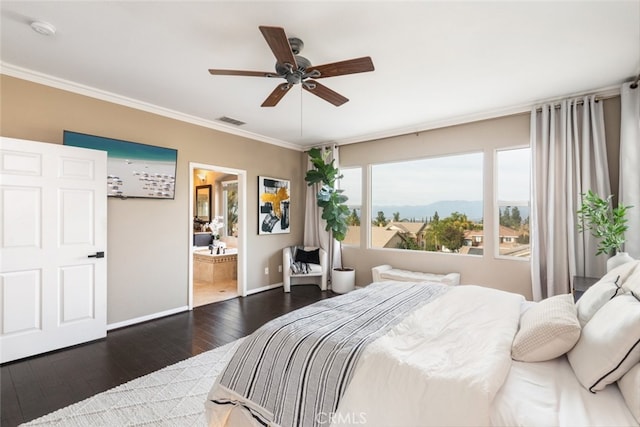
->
(371, 264), (460, 285)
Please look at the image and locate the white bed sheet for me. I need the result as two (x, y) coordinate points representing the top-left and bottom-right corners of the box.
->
(491, 355), (639, 427)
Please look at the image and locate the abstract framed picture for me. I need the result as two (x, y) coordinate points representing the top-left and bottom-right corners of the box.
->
(258, 176), (290, 234)
(63, 130), (177, 199)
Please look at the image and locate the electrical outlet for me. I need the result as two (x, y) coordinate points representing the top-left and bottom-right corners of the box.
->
(278, 265), (282, 273)
(264, 267), (269, 275)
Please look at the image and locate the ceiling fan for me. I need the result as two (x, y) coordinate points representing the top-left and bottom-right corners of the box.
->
(208, 26), (374, 107)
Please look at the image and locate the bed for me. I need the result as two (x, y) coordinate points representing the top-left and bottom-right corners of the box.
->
(205, 262), (640, 427)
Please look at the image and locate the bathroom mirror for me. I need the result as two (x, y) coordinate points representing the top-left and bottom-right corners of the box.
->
(195, 185), (212, 222)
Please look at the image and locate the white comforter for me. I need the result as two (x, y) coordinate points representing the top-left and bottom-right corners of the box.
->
(332, 285), (524, 427)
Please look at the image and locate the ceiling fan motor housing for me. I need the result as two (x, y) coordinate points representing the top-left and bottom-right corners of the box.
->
(288, 37), (303, 55)
(276, 55), (311, 85)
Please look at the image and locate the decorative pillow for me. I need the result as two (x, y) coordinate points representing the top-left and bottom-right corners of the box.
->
(622, 265), (640, 294)
(604, 259), (640, 283)
(575, 278), (623, 327)
(511, 294), (581, 362)
(618, 363), (640, 424)
(567, 293), (640, 392)
(295, 248), (320, 265)
(575, 260), (639, 327)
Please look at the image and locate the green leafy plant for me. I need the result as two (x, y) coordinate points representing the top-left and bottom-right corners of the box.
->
(576, 190), (632, 255)
(305, 147), (350, 243)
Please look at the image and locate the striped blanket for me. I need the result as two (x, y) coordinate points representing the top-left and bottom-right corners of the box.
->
(288, 245), (311, 274)
(207, 282), (450, 427)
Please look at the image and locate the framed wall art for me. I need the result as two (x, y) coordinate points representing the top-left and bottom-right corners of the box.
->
(63, 130), (177, 199)
(258, 176), (290, 234)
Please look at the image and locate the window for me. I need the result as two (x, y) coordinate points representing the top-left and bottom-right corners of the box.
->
(222, 181), (238, 237)
(496, 147), (530, 259)
(339, 167), (362, 246)
(370, 152), (483, 254)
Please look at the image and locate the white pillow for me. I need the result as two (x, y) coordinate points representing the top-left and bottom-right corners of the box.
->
(622, 265), (640, 294)
(575, 278), (623, 327)
(618, 363), (640, 424)
(575, 260), (639, 327)
(603, 259), (640, 284)
(567, 293), (640, 392)
(511, 294), (581, 362)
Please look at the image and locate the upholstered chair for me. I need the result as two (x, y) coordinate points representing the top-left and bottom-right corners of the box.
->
(282, 246), (328, 292)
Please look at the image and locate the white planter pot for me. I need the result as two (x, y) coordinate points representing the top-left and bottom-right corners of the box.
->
(331, 268), (355, 294)
(607, 251), (634, 272)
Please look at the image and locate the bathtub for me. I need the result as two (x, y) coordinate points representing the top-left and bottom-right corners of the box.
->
(193, 247), (237, 283)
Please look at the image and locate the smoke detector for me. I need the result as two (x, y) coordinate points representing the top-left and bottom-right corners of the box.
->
(30, 21), (56, 36)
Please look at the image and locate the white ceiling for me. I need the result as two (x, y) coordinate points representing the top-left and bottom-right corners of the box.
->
(1, 1), (639, 150)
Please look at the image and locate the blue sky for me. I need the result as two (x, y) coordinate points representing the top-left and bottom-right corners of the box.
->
(496, 148), (530, 202)
(340, 148), (530, 207)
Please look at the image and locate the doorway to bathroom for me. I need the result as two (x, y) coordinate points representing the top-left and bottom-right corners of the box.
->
(189, 162), (246, 308)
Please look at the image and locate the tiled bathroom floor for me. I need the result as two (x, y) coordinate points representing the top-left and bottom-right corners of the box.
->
(193, 279), (238, 306)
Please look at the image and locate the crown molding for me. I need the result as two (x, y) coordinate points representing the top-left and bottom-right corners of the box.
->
(2, 62), (624, 151)
(333, 85), (622, 146)
(0, 62), (303, 152)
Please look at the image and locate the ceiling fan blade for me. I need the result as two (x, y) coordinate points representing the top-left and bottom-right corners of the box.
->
(306, 56), (374, 79)
(259, 26), (297, 68)
(261, 83), (293, 107)
(302, 80), (349, 106)
(209, 69), (277, 78)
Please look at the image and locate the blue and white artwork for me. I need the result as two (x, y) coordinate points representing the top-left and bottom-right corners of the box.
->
(64, 131), (177, 199)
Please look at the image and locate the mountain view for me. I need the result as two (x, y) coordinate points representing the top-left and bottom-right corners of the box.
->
(367, 200), (529, 223)
(370, 201), (481, 222)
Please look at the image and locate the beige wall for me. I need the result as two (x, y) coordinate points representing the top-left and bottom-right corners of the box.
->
(1, 74), (622, 316)
(340, 97), (622, 300)
(1, 75), (304, 324)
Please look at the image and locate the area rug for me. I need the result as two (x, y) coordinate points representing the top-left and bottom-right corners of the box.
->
(22, 339), (244, 426)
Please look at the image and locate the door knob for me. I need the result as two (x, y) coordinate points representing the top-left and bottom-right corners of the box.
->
(88, 251), (105, 258)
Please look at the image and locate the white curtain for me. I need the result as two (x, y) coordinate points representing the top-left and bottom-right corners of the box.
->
(304, 145), (342, 276)
(619, 81), (640, 259)
(531, 96), (610, 301)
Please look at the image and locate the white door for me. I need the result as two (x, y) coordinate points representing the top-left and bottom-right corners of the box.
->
(0, 137), (107, 363)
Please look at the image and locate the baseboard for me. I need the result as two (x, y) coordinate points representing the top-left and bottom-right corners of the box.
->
(245, 282), (283, 296)
(107, 305), (190, 331)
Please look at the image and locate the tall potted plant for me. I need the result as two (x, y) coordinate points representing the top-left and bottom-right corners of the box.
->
(305, 147), (354, 293)
(576, 190), (634, 271)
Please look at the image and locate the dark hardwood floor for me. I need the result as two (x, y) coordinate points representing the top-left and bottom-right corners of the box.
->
(1, 285), (333, 426)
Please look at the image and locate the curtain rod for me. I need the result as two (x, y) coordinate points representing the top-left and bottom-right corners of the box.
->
(534, 78), (637, 111)
(534, 96), (601, 112)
